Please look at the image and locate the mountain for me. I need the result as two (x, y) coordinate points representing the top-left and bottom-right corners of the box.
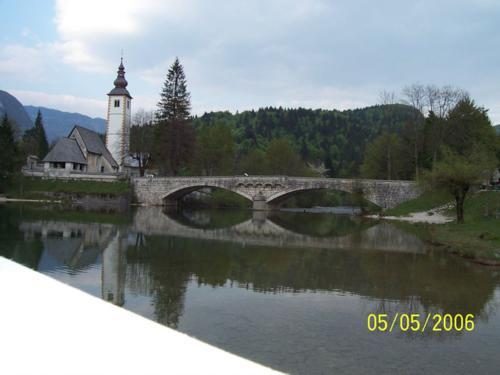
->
(0, 90), (33, 132)
(495, 125), (500, 135)
(24, 106), (106, 142)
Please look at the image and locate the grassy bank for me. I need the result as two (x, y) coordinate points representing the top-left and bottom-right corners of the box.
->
(5, 176), (131, 200)
(388, 190), (500, 263)
(385, 189), (451, 216)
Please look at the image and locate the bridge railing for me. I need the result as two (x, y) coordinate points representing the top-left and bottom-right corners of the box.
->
(133, 175), (417, 183)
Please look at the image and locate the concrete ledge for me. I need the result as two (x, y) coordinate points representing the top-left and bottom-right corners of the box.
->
(0, 257), (281, 375)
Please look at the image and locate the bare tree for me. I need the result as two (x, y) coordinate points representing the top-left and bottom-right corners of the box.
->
(379, 90), (397, 105)
(402, 83), (426, 113)
(402, 84), (427, 181)
(133, 108), (155, 127)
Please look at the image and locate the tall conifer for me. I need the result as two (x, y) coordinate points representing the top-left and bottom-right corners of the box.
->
(34, 110), (49, 158)
(157, 57), (191, 122)
(154, 58), (195, 175)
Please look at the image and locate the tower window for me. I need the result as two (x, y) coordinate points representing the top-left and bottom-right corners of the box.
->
(114, 99), (120, 108)
(127, 100), (130, 109)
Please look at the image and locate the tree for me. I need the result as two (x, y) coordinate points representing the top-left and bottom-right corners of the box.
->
(444, 98), (496, 156)
(238, 149), (268, 175)
(361, 131), (405, 180)
(425, 148), (496, 223)
(265, 139), (308, 176)
(0, 115), (18, 192)
(402, 84), (427, 181)
(154, 58), (195, 175)
(423, 110), (446, 167)
(130, 122), (154, 177)
(154, 120), (195, 175)
(401, 84), (467, 178)
(157, 57), (191, 122)
(34, 110), (49, 158)
(132, 108), (155, 126)
(21, 110), (49, 159)
(193, 124), (235, 175)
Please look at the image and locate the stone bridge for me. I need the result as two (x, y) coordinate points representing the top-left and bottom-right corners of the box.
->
(133, 176), (421, 210)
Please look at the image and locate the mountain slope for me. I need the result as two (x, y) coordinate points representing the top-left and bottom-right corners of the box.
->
(193, 104), (423, 177)
(0, 90), (33, 132)
(24, 106), (106, 142)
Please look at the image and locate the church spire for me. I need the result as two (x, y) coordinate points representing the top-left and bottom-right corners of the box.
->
(114, 58), (128, 89)
(108, 58), (131, 98)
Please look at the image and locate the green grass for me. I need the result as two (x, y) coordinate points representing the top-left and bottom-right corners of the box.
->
(6, 176), (131, 199)
(385, 188), (451, 216)
(389, 190), (500, 263)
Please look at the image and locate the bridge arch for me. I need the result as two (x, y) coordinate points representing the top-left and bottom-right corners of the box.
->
(266, 186), (381, 208)
(161, 185), (253, 206)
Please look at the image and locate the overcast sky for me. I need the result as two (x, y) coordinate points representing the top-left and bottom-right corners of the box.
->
(1, 0), (499, 123)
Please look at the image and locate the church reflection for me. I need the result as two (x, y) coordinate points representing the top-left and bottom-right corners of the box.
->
(19, 220), (127, 307)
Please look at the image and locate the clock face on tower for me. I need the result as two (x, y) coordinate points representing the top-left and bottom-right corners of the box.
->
(106, 59), (132, 169)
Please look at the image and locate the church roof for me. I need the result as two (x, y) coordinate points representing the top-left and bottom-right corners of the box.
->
(42, 138), (87, 164)
(108, 58), (132, 98)
(71, 125), (118, 168)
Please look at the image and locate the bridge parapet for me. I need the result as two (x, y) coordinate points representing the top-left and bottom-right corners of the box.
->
(132, 176), (421, 210)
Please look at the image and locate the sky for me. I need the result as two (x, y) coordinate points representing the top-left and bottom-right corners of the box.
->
(1, 0), (500, 123)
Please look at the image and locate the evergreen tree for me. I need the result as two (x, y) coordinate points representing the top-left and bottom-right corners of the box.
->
(157, 57), (191, 122)
(34, 110), (49, 158)
(21, 110), (49, 159)
(154, 58), (195, 175)
(444, 98), (496, 156)
(0, 115), (18, 192)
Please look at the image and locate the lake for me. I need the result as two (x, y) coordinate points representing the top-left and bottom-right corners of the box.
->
(1, 204), (499, 374)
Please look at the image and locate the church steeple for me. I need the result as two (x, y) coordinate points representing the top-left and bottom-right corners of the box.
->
(106, 58), (132, 169)
(108, 58), (132, 98)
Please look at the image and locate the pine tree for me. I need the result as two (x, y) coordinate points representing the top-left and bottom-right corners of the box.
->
(0, 114), (18, 192)
(34, 110), (49, 158)
(157, 57), (191, 122)
(154, 58), (195, 175)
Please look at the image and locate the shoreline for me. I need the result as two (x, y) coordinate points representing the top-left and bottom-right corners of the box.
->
(0, 197), (62, 204)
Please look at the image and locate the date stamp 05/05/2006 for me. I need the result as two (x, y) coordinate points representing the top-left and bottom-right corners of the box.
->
(367, 313), (475, 333)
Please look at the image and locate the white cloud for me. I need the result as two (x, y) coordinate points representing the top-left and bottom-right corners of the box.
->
(10, 89), (107, 118)
(0, 44), (49, 79)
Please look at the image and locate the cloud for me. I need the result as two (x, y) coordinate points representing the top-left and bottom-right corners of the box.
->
(0, 44), (50, 79)
(3, 0), (500, 122)
(10, 89), (107, 118)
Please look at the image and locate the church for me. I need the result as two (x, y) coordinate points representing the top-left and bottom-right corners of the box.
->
(24, 59), (138, 179)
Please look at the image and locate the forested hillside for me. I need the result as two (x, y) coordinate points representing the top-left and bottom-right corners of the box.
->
(192, 104), (423, 177)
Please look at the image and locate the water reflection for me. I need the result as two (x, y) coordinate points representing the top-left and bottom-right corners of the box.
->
(135, 207), (427, 253)
(1, 204), (499, 374)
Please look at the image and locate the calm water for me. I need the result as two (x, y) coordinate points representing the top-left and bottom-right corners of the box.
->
(1, 204), (499, 374)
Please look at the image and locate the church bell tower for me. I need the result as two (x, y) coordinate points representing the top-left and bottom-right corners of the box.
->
(106, 58), (132, 168)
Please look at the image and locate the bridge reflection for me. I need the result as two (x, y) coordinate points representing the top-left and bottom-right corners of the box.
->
(133, 207), (427, 254)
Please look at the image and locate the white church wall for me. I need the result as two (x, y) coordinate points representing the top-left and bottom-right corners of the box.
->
(106, 94), (131, 168)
